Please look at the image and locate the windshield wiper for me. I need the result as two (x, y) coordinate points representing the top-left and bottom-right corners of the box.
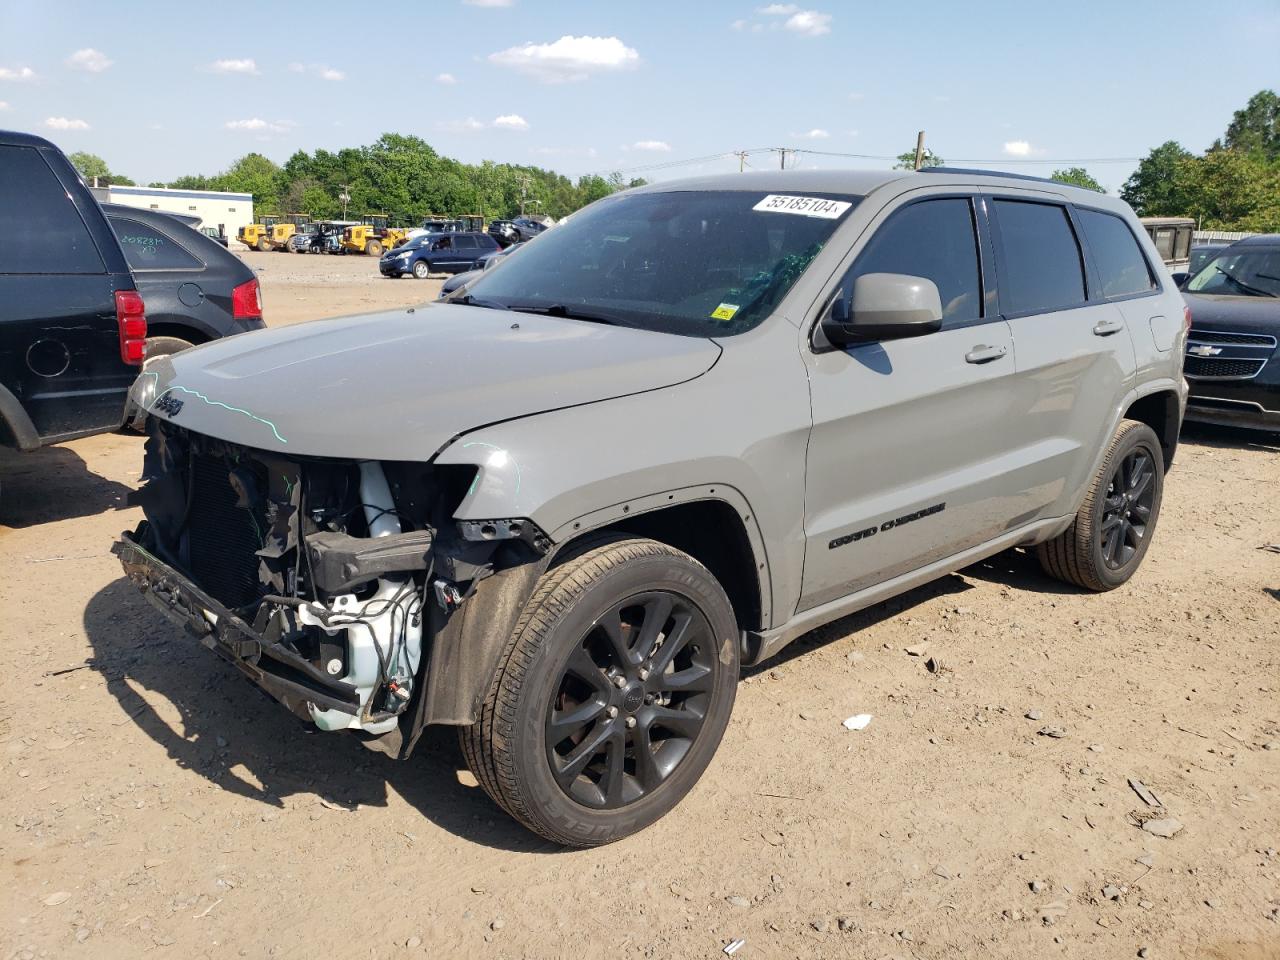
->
(508, 303), (632, 327)
(449, 293), (510, 310)
(1214, 266), (1276, 298)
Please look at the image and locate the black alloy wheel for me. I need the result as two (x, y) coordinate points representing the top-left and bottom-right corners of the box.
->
(1099, 447), (1156, 570)
(545, 591), (718, 809)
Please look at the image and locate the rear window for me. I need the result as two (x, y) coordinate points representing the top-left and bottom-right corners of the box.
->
(111, 217), (203, 270)
(0, 145), (105, 275)
(992, 200), (1087, 316)
(1076, 209), (1156, 299)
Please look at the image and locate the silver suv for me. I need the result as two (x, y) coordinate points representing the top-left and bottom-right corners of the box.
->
(115, 169), (1188, 846)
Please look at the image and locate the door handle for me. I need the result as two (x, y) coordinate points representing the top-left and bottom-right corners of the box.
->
(1092, 320), (1125, 337)
(965, 344), (1008, 364)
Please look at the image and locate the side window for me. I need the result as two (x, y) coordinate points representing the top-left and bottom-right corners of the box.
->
(456, 236), (478, 250)
(991, 200), (1087, 316)
(110, 218), (202, 270)
(0, 146), (105, 275)
(1153, 228), (1175, 262)
(842, 197), (982, 324)
(1076, 209), (1156, 299)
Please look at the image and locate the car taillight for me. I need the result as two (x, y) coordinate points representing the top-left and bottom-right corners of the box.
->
(115, 290), (147, 365)
(232, 278), (263, 320)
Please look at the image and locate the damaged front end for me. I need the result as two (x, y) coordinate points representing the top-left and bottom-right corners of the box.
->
(114, 418), (549, 753)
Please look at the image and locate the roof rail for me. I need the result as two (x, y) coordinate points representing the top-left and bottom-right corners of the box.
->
(918, 166), (1066, 187)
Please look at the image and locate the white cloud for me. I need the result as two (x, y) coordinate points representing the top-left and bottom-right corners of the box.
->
(66, 48), (112, 73)
(784, 10), (832, 35)
(288, 62), (343, 80)
(44, 117), (90, 131)
(0, 101), (9, 111)
(488, 35), (640, 83)
(630, 140), (671, 152)
(443, 115), (529, 132)
(0, 66), (36, 82)
(319, 67), (344, 81)
(1003, 140), (1041, 157)
(759, 3), (798, 12)
(226, 117), (293, 134)
(210, 58), (259, 75)
(493, 113), (529, 130)
(793, 128), (830, 139)
(464, 0), (514, 5)
(437, 72), (458, 85)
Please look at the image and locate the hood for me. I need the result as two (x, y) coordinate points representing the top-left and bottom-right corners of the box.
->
(135, 303), (721, 460)
(1184, 293), (1280, 336)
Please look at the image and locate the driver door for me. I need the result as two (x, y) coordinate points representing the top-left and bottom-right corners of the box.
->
(798, 193), (1021, 613)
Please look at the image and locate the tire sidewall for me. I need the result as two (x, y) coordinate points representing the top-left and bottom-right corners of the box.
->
(412, 260), (430, 279)
(508, 552), (739, 845)
(1087, 425), (1164, 588)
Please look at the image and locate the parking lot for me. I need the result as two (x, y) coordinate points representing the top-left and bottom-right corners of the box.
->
(2, 256), (1278, 960)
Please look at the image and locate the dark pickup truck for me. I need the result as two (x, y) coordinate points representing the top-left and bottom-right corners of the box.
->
(0, 129), (146, 452)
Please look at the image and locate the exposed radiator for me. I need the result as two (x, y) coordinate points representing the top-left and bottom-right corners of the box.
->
(187, 454), (267, 609)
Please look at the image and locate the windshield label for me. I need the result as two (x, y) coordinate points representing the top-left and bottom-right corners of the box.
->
(753, 194), (852, 219)
(710, 303), (740, 321)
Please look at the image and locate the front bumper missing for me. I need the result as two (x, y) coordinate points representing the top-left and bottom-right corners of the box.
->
(112, 533), (361, 717)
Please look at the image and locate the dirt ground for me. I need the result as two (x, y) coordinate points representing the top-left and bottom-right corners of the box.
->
(2, 250), (1278, 960)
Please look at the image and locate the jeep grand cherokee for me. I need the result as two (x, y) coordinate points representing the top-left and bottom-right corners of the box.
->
(115, 169), (1187, 846)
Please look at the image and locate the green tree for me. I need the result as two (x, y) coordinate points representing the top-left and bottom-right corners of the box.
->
(893, 147), (944, 170)
(1050, 167), (1104, 192)
(1218, 89), (1280, 160)
(68, 150), (134, 186)
(1119, 141), (1196, 215)
(1175, 149), (1280, 231)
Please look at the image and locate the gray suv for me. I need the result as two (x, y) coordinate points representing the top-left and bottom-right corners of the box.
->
(114, 169), (1188, 846)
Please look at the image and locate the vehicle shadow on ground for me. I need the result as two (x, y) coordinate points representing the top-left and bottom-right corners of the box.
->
(83, 577), (561, 854)
(0, 444), (135, 529)
(1180, 421), (1280, 453)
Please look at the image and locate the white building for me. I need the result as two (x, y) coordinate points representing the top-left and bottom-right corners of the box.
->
(97, 185), (254, 240)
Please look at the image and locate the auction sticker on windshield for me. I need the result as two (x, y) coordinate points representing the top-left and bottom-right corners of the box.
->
(753, 195), (852, 219)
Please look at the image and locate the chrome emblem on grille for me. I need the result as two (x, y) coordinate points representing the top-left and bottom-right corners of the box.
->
(1188, 344), (1222, 357)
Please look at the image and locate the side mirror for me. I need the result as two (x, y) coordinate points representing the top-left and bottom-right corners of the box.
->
(821, 272), (944, 347)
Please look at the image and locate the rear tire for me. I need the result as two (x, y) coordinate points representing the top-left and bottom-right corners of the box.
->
(1037, 419), (1164, 591)
(460, 538), (740, 847)
(144, 335), (195, 362)
(256, 237), (270, 252)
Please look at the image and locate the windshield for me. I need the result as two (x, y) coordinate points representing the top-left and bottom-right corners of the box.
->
(1186, 248), (1280, 298)
(458, 189), (860, 336)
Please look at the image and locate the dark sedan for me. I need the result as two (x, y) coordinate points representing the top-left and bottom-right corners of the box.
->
(379, 231), (501, 278)
(1181, 235), (1280, 432)
(105, 204), (265, 363)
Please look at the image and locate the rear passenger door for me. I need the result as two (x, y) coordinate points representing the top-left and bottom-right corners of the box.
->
(454, 235), (479, 271)
(800, 192), (1021, 612)
(986, 194), (1137, 522)
(0, 144), (129, 443)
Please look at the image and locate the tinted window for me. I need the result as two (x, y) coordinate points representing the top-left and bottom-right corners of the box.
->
(0, 146), (104, 275)
(843, 198), (981, 323)
(110, 217), (202, 270)
(992, 200), (1086, 315)
(1077, 209), (1156, 298)
(455, 236), (477, 249)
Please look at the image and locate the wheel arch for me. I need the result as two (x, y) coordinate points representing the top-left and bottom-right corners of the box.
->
(1122, 387), (1182, 470)
(145, 321), (213, 346)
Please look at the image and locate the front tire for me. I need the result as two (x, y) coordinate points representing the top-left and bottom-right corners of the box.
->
(1038, 419), (1164, 591)
(365, 240), (384, 257)
(460, 538), (740, 847)
(412, 260), (430, 279)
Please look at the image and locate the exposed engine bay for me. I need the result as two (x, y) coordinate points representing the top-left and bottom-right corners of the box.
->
(114, 418), (549, 752)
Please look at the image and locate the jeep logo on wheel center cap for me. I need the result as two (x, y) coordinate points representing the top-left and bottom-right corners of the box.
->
(622, 684), (645, 714)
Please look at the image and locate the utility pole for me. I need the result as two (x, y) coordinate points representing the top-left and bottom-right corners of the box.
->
(339, 184), (351, 220)
(734, 150), (748, 172)
(517, 175), (532, 216)
(913, 131), (926, 171)
(778, 147), (788, 170)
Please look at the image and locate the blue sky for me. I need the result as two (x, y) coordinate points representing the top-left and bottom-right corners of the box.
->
(2, 0), (1278, 193)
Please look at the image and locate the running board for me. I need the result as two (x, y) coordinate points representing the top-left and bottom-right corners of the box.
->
(742, 515), (1071, 666)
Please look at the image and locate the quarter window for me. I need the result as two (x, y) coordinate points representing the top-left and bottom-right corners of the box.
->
(1076, 209), (1156, 299)
(0, 146), (104, 275)
(841, 198), (982, 324)
(992, 200), (1087, 315)
(110, 217), (202, 270)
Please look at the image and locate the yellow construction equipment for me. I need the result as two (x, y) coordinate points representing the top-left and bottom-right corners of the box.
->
(238, 215), (279, 252)
(341, 214), (409, 255)
(267, 214), (312, 252)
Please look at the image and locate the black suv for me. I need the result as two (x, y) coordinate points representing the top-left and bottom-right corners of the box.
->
(1, 130), (146, 452)
(1181, 235), (1280, 432)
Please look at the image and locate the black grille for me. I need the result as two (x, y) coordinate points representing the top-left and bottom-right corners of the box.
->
(188, 454), (266, 609)
(1188, 329), (1276, 346)
(1184, 356), (1266, 379)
